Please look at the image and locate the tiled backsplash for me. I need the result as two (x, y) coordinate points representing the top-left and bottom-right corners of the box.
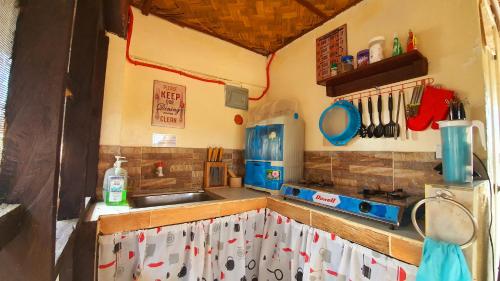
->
(97, 145), (244, 198)
(304, 151), (441, 196)
(97, 147), (440, 198)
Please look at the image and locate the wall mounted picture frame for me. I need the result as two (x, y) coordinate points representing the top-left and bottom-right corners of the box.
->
(151, 80), (186, 128)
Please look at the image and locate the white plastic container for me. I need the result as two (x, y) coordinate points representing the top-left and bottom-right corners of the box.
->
(369, 36), (385, 63)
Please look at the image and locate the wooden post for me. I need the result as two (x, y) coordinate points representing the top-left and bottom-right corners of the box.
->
(58, 0), (103, 220)
(57, 237), (74, 281)
(0, 0), (75, 280)
(85, 31), (109, 198)
(141, 0), (153, 15)
(72, 221), (98, 281)
(293, 0), (328, 19)
(103, 0), (129, 38)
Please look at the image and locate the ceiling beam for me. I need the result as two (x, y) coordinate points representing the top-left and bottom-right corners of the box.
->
(272, 0), (363, 54)
(141, 0), (152, 15)
(294, 0), (328, 19)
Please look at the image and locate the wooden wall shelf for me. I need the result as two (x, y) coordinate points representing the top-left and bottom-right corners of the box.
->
(319, 50), (428, 97)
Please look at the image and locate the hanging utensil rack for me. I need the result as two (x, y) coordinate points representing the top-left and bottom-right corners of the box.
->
(332, 77), (434, 102)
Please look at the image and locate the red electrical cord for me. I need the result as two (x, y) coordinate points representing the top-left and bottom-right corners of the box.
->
(126, 7), (225, 85)
(126, 7), (275, 99)
(248, 52), (275, 101)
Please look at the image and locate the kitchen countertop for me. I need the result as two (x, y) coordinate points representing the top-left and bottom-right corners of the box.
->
(283, 197), (422, 241)
(90, 186), (421, 239)
(87, 187), (267, 221)
(89, 187), (421, 240)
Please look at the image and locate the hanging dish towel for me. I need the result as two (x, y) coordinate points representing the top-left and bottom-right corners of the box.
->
(416, 238), (471, 281)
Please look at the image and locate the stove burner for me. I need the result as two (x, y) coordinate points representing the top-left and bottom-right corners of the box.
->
(360, 188), (409, 200)
(360, 187), (385, 197)
(299, 179), (334, 188)
(387, 189), (409, 200)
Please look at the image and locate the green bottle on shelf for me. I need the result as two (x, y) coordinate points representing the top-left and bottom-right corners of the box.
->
(392, 33), (403, 56)
(103, 156), (128, 206)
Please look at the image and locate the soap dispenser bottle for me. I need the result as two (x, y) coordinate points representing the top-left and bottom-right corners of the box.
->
(103, 156), (128, 206)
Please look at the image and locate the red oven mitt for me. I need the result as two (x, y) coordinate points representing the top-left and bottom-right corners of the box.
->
(407, 86), (454, 131)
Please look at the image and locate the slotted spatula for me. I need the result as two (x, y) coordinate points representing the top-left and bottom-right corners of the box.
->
(384, 93), (396, 137)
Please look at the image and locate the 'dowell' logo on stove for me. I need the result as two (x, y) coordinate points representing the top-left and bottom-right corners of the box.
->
(312, 191), (341, 207)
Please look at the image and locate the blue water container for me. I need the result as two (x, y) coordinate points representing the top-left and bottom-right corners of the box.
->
(438, 120), (485, 183)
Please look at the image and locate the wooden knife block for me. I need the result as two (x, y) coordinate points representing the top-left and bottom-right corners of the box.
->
(203, 162), (228, 188)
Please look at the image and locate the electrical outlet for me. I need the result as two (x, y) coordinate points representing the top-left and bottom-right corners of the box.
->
(435, 144), (442, 159)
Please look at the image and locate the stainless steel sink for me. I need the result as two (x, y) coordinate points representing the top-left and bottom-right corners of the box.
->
(129, 192), (222, 208)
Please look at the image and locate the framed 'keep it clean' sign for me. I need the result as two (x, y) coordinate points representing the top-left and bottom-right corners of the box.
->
(151, 80), (186, 128)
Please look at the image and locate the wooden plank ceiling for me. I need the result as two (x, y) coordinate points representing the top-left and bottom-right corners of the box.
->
(131, 0), (363, 55)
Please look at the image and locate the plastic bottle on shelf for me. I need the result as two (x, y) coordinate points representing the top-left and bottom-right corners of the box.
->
(407, 29), (417, 51)
(392, 33), (403, 56)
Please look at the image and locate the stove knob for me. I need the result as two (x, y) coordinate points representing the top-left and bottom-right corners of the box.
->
(359, 202), (372, 213)
(292, 188), (300, 196)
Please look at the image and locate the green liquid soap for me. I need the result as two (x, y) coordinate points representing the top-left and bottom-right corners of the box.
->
(103, 156), (128, 206)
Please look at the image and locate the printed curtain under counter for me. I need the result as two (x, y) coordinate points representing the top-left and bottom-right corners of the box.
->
(98, 209), (417, 281)
(98, 209), (266, 281)
(259, 210), (417, 281)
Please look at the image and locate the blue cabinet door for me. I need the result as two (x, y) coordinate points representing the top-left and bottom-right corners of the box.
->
(245, 124), (284, 161)
(244, 161), (267, 187)
(245, 161), (284, 190)
(245, 126), (264, 160)
(264, 166), (284, 190)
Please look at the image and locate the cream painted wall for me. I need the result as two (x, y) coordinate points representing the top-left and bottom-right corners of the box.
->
(100, 7), (268, 149)
(268, 0), (486, 153)
(101, 34), (126, 146)
(102, 2), (486, 153)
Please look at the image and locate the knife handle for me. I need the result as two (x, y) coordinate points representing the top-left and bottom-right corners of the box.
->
(212, 148), (218, 162)
(460, 103), (466, 120)
(207, 147), (213, 162)
(218, 148), (224, 162)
